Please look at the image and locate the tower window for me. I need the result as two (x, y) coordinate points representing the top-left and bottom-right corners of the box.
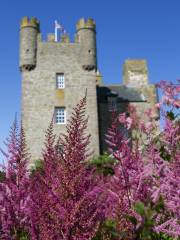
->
(56, 73), (65, 89)
(55, 107), (66, 124)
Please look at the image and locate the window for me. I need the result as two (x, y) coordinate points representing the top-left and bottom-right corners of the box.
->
(56, 73), (65, 89)
(55, 107), (66, 124)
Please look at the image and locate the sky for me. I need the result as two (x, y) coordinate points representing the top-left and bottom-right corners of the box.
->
(0, 0), (180, 159)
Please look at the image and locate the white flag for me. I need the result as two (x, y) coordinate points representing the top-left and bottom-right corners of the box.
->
(55, 20), (66, 34)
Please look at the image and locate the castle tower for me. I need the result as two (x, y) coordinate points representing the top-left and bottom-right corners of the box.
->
(20, 17), (100, 165)
(97, 59), (158, 152)
(123, 59), (148, 87)
(76, 18), (97, 71)
(123, 59), (158, 119)
(20, 17), (39, 71)
(20, 17), (158, 161)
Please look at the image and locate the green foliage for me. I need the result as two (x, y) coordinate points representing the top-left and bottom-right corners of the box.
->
(134, 201), (146, 216)
(167, 111), (175, 121)
(30, 159), (44, 176)
(125, 200), (174, 240)
(11, 228), (30, 240)
(0, 170), (5, 182)
(89, 153), (117, 176)
(19, 232), (29, 240)
(159, 145), (171, 162)
(154, 196), (165, 213)
(93, 219), (119, 240)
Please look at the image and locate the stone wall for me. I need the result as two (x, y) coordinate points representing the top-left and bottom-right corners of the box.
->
(21, 36), (99, 165)
(20, 18), (158, 163)
(123, 59), (148, 87)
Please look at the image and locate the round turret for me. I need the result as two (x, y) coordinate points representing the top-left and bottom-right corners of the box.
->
(19, 17), (39, 71)
(76, 18), (97, 71)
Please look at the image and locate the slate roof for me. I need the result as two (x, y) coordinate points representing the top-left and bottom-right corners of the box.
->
(97, 85), (147, 103)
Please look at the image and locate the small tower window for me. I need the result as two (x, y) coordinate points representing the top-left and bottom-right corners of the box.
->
(55, 107), (66, 124)
(56, 73), (65, 89)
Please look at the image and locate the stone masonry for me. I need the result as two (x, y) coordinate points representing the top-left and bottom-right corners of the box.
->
(20, 17), (158, 164)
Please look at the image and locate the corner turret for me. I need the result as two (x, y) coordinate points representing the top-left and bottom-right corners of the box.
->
(19, 17), (40, 71)
(76, 18), (97, 71)
(76, 18), (96, 30)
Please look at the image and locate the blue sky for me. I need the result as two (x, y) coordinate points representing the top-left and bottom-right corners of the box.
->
(0, 0), (180, 157)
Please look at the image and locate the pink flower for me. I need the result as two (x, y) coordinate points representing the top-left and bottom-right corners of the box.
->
(155, 102), (162, 109)
(105, 80), (180, 239)
(173, 100), (180, 108)
(126, 117), (133, 130)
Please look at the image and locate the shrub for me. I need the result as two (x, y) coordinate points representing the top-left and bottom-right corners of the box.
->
(0, 170), (5, 182)
(0, 81), (179, 239)
(105, 81), (180, 239)
(89, 153), (117, 176)
(30, 159), (43, 176)
(29, 96), (106, 239)
(0, 121), (31, 239)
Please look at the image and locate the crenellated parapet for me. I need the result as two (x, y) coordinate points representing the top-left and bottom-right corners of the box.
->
(47, 33), (55, 42)
(76, 18), (96, 32)
(19, 17), (97, 71)
(46, 33), (70, 43)
(19, 16), (158, 160)
(60, 34), (70, 43)
(20, 17), (40, 31)
(123, 59), (148, 86)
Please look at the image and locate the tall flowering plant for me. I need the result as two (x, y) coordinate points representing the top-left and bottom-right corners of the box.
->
(106, 81), (180, 239)
(0, 120), (31, 239)
(30, 96), (105, 239)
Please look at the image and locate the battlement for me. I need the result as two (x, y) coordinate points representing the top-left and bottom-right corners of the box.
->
(123, 59), (148, 74)
(47, 33), (71, 43)
(76, 18), (96, 31)
(20, 17), (97, 71)
(20, 17), (40, 31)
(20, 17), (96, 43)
(123, 59), (149, 86)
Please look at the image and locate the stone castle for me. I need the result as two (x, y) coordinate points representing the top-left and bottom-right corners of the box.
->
(19, 17), (158, 164)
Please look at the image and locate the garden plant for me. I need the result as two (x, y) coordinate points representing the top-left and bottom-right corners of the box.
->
(0, 81), (179, 239)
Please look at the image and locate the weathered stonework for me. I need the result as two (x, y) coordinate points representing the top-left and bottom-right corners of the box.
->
(123, 59), (148, 86)
(20, 17), (99, 165)
(20, 17), (158, 164)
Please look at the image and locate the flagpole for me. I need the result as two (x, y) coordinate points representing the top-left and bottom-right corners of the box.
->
(55, 25), (58, 42)
(55, 20), (66, 41)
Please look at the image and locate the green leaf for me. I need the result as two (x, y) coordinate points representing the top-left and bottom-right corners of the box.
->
(154, 195), (165, 212)
(125, 215), (138, 225)
(104, 219), (117, 229)
(160, 146), (171, 162)
(30, 159), (44, 175)
(167, 111), (175, 120)
(89, 153), (116, 176)
(0, 171), (6, 182)
(134, 201), (145, 216)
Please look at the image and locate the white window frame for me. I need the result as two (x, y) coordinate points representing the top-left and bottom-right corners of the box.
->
(55, 107), (66, 124)
(56, 73), (65, 89)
